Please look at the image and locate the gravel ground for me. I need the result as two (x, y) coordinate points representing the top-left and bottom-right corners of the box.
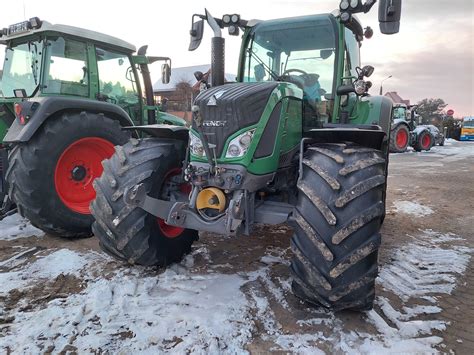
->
(0, 140), (473, 354)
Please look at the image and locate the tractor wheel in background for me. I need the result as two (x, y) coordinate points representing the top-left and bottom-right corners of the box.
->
(6, 111), (130, 237)
(91, 138), (198, 266)
(290, 143), (386, 311)
(413, 130), (433, 151)
(389, 124), (410, 153)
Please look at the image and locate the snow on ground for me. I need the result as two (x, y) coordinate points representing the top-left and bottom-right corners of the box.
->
(243, 230), (472, 353)
(413, 140), (474, 161)
(0, 249), (104, 294)
(392, 200), (434, 217)
(0, 229), (471, 353)
(0, 213), (44, 240)
(0, 249), (253, 354)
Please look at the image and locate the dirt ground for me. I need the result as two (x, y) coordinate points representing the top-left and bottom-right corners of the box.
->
(0, 140), (473, 354)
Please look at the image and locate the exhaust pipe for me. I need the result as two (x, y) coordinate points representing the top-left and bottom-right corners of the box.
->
(205, 9), (225, 87)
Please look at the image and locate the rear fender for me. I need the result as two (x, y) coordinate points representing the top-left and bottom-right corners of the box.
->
(3, 96), (134, 143)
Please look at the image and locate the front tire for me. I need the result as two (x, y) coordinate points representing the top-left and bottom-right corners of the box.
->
(91, 138), (198, 266)
(6, 112), (129, 237)
(290, 143), (386, 311)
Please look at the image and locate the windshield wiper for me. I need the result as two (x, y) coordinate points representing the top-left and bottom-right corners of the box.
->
(247, 47), (280, 81)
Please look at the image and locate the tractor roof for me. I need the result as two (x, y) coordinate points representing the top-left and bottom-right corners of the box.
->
(1, 19), (136, 53)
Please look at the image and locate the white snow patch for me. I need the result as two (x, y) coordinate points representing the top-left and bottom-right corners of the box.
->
(0, 249), (101, 294)
(393, 200), (434, 217)
(1, 250), (253, 354)
(0, 213), (44, 240)
(379, 230), (471, 301)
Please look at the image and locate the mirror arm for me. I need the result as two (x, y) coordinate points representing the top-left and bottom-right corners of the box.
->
(205, 8), (222, 37)
(362, 0), (377, 13)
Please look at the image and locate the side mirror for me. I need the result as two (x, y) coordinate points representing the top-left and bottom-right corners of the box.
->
(378, 0), (402, 34)
(320, 49), (333, 60)
(161, 63), (171, 84)
(189, 18), (204, 51)
(194, 71), (204, 81)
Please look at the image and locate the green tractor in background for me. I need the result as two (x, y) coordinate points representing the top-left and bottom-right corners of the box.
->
(92, 0), (402, 311)
(0, 18), (183, 233)
(389, 103), (434, 152)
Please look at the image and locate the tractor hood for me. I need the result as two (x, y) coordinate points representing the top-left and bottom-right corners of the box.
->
(192, 82), (279, 157)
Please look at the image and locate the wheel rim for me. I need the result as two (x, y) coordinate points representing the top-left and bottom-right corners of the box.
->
(421, 134), (431, 149)
(396, 128), (408, 148)
(54, 137), (115, 214)
(157, 168), (190, 238)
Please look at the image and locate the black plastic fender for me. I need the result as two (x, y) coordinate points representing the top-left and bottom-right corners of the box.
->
(122, 124), (190, 141)
(3, 96), (135, 143)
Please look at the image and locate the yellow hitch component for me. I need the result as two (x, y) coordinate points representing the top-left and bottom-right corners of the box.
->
(196, 188), (226, 212)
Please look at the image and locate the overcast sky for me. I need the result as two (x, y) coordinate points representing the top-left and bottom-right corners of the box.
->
(1, 0), (473, 117)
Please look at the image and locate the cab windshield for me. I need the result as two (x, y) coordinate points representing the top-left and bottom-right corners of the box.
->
(0, 39), (43, 98)
(242, 15), (336, 105)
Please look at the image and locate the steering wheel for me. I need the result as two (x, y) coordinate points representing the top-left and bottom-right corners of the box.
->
(278, 68), (309, 90)
(281, 68), (308, 76)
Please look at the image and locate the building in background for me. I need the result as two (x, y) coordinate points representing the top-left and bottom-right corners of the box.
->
(384, 91), (410, 106)
(153, 65), (235, 120)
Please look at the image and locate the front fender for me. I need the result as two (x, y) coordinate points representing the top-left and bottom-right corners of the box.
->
(357, 96), (393, 135)
(4, 96), (134, 143)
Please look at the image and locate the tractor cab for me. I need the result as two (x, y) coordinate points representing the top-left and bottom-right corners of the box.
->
(0, 18), (173, 129)
(240, 14), (362, 128)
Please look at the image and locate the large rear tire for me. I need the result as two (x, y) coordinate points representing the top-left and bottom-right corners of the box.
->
(290, 143), (386, 311)
(389, 124), (410, 153)
(6, 112), (129, 237)
(91, 138), (198, 266)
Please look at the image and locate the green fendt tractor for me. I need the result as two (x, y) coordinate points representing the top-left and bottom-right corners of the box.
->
(389, 103), (434, 152)
(92, 0), (402, 311)
(0, 18), (183, 234)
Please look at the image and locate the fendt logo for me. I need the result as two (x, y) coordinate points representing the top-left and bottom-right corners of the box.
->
(202, 121), (227, 127)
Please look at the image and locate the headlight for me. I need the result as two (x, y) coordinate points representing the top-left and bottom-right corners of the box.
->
(189, 131), (206, 157)
(225, 129), (256, 158)
(340, 0), (349, 10)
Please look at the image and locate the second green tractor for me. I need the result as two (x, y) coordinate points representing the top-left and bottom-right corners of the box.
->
(0, 19), (182, 233)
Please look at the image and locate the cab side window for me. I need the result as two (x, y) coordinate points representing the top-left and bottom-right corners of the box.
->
(96, 48), (140, 119)
(43, 37), (88, 97)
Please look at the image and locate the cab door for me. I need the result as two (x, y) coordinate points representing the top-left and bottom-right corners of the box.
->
(95, 47), (142, 122)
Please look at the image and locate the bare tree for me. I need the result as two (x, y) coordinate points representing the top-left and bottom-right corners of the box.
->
(175, 80), (194, 111)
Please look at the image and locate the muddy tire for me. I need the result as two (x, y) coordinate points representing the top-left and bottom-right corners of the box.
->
(91, 138), (198, 266)
(290, 143), (386, 311)
(389, 124), (410, 153)
(413, 130), (433, 151)
(6, 112), (129, 237)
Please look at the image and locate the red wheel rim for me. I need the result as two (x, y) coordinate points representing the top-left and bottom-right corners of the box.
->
(421, 134), (431, 149)
(157, 168), (191, 238)
(54, 137), (115, 214)
(396, 128), (408, 148)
